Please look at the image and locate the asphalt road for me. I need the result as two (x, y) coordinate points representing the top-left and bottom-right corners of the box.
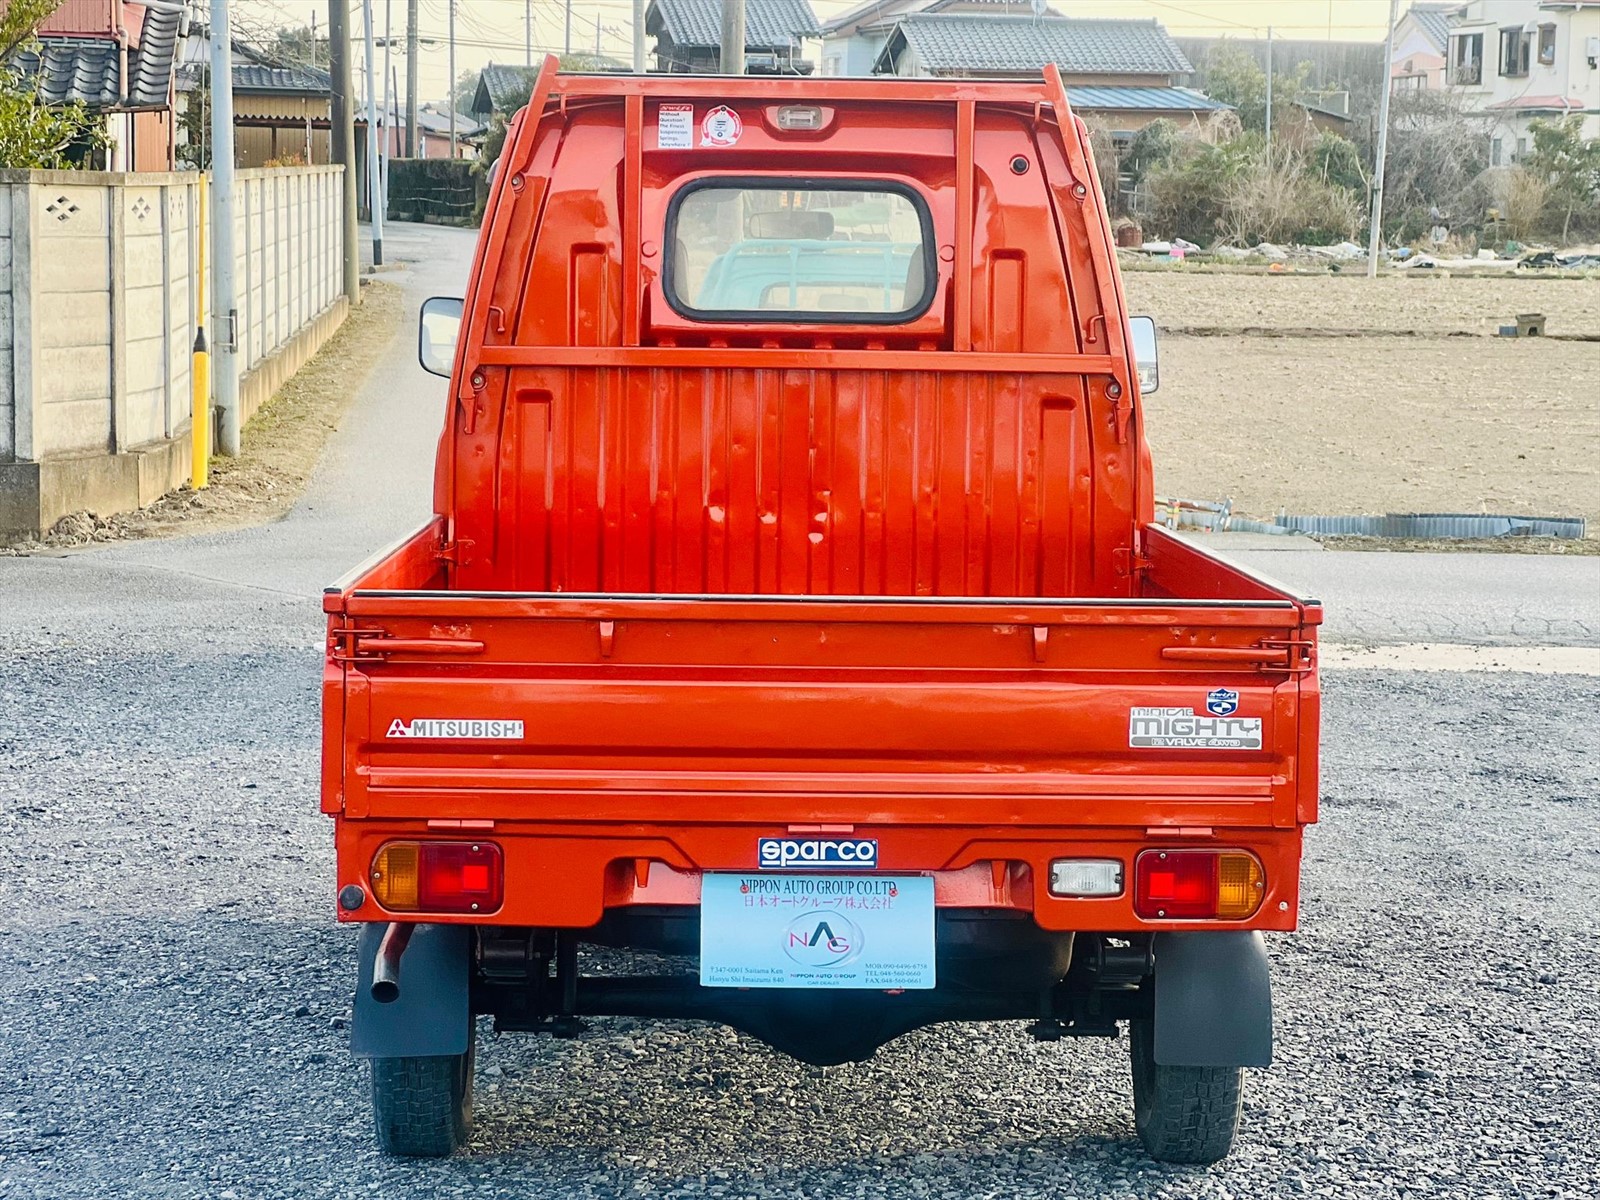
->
(1, 223), (1595, 1199)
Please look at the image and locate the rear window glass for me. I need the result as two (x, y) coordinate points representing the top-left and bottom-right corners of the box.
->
(667, 184), (933, 322)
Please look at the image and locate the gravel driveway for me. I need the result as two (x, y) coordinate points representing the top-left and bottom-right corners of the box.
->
(1, 652), (1593, 1199)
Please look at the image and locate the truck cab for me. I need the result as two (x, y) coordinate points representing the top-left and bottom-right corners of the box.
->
(322, 60), (1321, 1164)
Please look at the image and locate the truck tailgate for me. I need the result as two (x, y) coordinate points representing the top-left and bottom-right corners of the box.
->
(326, 532), (1318, 835)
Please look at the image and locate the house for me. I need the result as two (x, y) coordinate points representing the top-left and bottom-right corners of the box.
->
(470, 58), (630, 121)
(370, 104), (484, 160)
(471, 62), (541, 119)
(1438, 1), (1600, 164)
(645, 0), (820, 74)
(872, 15), (1231, 130)
(821, 0), (1050, 78)
(230, 64), (334, 166)
(174, 23), (335, 168)
(9, 0), (184, 170)
(1391, 3), (1462, 89)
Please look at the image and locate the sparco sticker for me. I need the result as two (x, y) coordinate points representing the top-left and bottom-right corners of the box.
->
(700, 105), (743, 147)
(1129, 707), (1261, 750)
(758, 838), (879, 870)
(657, 103), (693, 149)
(386, 718), (524, 740)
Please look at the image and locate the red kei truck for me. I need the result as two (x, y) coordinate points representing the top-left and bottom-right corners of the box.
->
(322, 60), (1321, 1164)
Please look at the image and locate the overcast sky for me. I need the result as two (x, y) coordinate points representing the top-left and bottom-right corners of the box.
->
(250, 0), (1399, 107)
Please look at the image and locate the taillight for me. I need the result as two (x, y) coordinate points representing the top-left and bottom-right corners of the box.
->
(370, 841), (504, 914)
(1133, 849), (1263, 920)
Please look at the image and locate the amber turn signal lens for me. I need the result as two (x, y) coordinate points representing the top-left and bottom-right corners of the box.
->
(370, 841), (503, 914)
(1216, 851), (1266, 919)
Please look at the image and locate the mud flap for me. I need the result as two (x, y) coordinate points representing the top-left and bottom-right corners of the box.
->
(351, 924), (472, 1059)
(1151, 931), (1272, 1067)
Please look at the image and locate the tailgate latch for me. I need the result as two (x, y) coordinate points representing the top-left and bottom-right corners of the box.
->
(1160, 639), (1315, 673)
(329, 627), (487, 663)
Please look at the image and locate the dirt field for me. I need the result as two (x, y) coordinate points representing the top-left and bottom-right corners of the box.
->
(1124, 269), (1600, 337)
(1125, 270), (1600, 533)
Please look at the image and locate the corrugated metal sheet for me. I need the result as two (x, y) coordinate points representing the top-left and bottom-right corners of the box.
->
(485, 367), (1097, 597)
(648, 0), (822, 49)
(1159, 498), (1586, 540)
(1066, 85), (1230, 112)
(1277, 513), (1586, 539)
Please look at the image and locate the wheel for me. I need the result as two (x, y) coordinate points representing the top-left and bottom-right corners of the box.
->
(1128, 1017), (1242, 1164)
(370, 1022), (476, 1157)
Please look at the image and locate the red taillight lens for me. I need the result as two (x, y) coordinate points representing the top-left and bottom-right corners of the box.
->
(1135, 850), (1217, 919)
(1134, 849), (1264, 920)
(371, 841), (503, 914)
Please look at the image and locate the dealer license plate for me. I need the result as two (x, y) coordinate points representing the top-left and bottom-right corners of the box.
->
(699, 873), (935, 990)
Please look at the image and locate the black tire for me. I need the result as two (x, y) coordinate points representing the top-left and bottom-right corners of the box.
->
(1128, 1017), (1242, 1164)
(370, 1023), (476, 1157)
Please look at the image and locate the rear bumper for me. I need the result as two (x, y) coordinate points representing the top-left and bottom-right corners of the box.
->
(333, 819), (1304, 932)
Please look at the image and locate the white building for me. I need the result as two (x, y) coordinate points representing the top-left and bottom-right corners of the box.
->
(1436, 1), (1600, 163)
(1391, 3), (1459, 89)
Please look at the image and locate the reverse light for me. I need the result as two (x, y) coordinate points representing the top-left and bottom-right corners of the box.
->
(1133, 849), (1263, 920)
(370, 841), (504, 914)
(1048, 858), (1124, 897)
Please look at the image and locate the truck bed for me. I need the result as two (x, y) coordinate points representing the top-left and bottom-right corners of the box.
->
(323, 518), (1319, 931)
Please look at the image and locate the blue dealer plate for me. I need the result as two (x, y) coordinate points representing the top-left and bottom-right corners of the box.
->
(699, 873), (935, 990)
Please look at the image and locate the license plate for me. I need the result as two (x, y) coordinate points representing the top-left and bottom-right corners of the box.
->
(699, 873), (935, 990)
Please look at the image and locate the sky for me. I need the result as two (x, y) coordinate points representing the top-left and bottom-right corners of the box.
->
(247, 0), (1402, 106)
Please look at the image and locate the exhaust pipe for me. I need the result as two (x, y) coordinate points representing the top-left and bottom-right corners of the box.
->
(370, 923), (415, 1004)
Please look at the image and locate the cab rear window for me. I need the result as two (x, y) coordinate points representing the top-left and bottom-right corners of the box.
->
(665, 181), (935, 323)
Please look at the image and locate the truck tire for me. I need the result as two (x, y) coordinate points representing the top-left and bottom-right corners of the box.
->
(1128, 1017), (1241, 1164)
(370, 1025), (475, 1157)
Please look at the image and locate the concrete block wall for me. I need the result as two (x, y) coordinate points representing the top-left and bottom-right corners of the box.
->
(0, 165), (347, 538)
(231, 167), (343, 424)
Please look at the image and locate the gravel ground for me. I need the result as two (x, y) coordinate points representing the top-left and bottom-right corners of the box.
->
(1, 647), (1594, 1200)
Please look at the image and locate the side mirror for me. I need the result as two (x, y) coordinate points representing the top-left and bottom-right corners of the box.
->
(1129, 315), (1160, 394)
(419, 296), (464, 378)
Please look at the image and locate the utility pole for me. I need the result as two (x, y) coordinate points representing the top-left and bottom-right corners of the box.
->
(208, 0), (240, 456)
(719, 0), (744, 74)
(526, 0), (533, 66)
(382, 0), (392, 161)
(330, 0), (359, 302)
(633, 0), (645, 71)
(390, 64), (401, 185)
(564, 0), (572, 56)
(1264, 26), (1274, 166)
(405, 0), (418, 157)
(448, 0), (457, 159)
(363, 0), (384, 266)
(1367, 0), (1401, 278)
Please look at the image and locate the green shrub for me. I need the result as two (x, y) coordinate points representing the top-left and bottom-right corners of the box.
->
(386, 157), (481, 226)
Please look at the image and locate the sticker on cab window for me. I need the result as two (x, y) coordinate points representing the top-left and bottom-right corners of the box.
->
(700, 105), (743, 147)
(658, 103), (693, 150)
